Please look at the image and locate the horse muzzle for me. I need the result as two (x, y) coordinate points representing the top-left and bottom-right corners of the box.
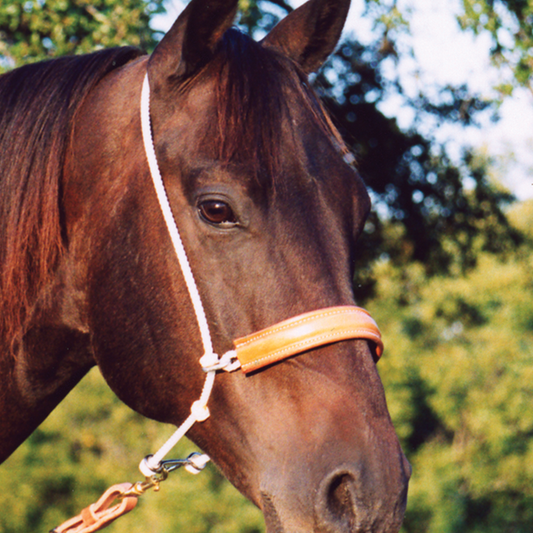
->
(259, 442), (410, 533)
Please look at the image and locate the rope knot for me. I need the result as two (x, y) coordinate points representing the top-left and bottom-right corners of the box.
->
(200, 350), (240, 372)
(191, 400), (210, 421)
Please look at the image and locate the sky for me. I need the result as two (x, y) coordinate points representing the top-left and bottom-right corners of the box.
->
(154, 0), (533, 201)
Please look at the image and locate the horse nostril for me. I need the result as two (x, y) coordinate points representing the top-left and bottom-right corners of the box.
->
(328, 473), (357, 525)
(316, 462), (408, 533)
(319, 471), (359, 531)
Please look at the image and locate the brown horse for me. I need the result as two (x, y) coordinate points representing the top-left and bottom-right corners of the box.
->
(0, 0), (410, 530)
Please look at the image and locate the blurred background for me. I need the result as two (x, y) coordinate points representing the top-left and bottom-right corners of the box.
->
(1, 0), (532, 531)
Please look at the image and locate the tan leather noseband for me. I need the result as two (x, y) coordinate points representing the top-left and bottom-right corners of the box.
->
(233, 306), (383, 373)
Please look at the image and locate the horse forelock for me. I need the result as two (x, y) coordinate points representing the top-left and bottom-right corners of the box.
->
(199, 28), (350, 189)
(0, 47), (143, 356)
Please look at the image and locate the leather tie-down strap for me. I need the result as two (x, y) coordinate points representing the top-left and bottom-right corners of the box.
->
(50, 483), (138, 533)
(234, 306), (384, 373)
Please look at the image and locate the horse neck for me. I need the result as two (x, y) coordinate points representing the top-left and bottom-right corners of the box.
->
(0, 255), (95, 463)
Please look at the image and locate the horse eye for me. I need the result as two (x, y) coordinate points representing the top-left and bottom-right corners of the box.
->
(198, 200), (237, 226)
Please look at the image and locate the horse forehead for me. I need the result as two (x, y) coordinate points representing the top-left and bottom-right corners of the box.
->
(184, 81), (349, 171)
(149, 57), (360, 202)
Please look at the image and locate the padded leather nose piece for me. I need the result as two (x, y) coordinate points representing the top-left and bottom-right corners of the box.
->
(233, 306), (383, 373)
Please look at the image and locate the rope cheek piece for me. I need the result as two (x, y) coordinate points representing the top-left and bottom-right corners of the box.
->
(50, 73), (384, 533)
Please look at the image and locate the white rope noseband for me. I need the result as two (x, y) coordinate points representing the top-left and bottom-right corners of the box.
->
(139, 73), (240, 477)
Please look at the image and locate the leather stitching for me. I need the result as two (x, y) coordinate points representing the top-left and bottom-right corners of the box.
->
(235, 307), (371, 348)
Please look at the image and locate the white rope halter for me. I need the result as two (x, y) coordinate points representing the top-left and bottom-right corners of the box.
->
(137, 72), (385, 478)
(138, 73), (240, 477)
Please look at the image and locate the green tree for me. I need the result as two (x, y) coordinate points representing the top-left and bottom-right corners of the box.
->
(0, 369), (263, 533)
(371, 201), (533, 532)
(316, 43), (521, 286)
(0, 0), (164, 67)
(458, 0), (533, 93)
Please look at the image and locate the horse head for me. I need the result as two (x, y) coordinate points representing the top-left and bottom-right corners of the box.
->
(7, 0), (410, 530)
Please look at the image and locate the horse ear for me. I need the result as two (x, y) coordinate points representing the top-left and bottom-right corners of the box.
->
(148, 0), (238, 87)
(261, 0), (350, 73)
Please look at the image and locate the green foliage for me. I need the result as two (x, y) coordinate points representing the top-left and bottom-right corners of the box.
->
(0, 0), (164, 67)
(371, 203), (533, 532)
(237, 0), (291, 35)
(458, 0), (533, 91)
(0, 369), (263, 533)
(315, 38), (520, 286)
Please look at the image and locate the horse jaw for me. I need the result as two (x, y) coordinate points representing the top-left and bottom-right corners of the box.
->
(188, 341), (410, 533)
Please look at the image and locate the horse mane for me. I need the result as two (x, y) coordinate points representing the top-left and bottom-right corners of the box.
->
(203, 28), (350, 187)
(0, 47), (143, 352)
